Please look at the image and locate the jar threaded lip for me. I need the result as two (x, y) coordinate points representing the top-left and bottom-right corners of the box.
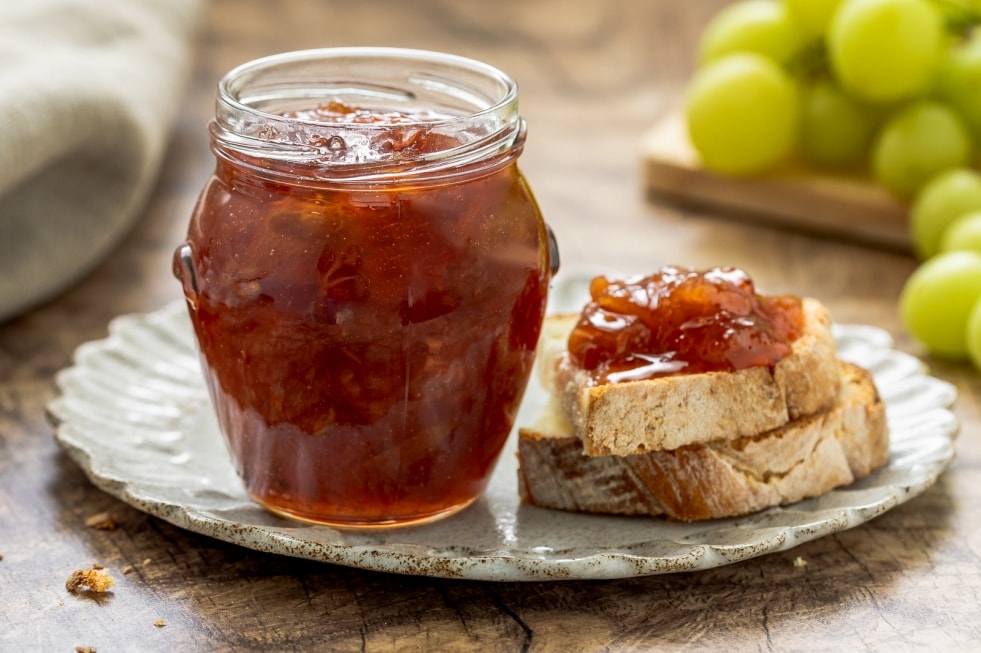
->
(211, 47), (525, 183)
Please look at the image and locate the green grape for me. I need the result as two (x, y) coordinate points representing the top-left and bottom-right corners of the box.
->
(685, 53), (799, 176)
(930, 0), (981, 30)
(939, 210), (981, 253)
(784, 0), (844, 36)
(828, 0), (944, 103)
(899, 250), (981, 358)
(698, 0), (806, 66)
(910, 167), (981, 258)
(871, 100), (972, 199)
(935, 31), (981, 139)
(799, 81), (875, 167)
(967, 296), (981, 371)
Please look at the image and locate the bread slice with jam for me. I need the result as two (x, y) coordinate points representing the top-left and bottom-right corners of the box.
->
(545, 296), (841, 457)
(516, 266), (889, 521)
(517, 360), (888, 521)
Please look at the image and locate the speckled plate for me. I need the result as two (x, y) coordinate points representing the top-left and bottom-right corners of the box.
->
(47, 271), (959, 581)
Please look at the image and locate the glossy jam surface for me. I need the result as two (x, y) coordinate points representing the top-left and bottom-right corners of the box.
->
(567, 266), (803, 384)
(179, 104), (549, 527)
(281, 101), (461, 161)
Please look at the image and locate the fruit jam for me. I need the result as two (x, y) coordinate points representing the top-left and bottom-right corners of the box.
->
(175, 49), (552, 528)
(568, 266), (803, 384)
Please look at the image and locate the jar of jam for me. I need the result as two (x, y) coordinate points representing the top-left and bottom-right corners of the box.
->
(174, 48), (557, 528)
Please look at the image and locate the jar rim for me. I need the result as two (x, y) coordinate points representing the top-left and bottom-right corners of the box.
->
(211, 47), (525, 181)
(217, 47), (519, 129)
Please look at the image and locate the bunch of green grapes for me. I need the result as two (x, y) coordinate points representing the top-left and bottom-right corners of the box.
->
(686, 0), (981, 371)
(902, 168), (981, 370)
(686, 0), (981, 189)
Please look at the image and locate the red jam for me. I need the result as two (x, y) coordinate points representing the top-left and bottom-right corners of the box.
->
(177, 100), (551, 527)
(281, 101), (461, 158)
(567, 266), (803, 384)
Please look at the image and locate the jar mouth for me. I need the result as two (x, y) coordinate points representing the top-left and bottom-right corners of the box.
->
(212, 47), (524, 181)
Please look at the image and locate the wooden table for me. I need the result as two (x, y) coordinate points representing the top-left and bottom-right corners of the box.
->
(4, 1), (980, 650)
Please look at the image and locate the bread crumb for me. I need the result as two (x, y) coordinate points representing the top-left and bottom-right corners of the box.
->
(122, 565), (135, 575)
(66, 568), (116, 593)
(793, 556), (808, 568)
(76, 647), (97, 653)
(85, 512), (118, 531)
(142, 558), (152, 566)
(154, 619), (167, 628)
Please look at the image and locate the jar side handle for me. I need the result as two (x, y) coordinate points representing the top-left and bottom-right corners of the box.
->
(173, 242), (200, 309)
(546, 224), (560, 278)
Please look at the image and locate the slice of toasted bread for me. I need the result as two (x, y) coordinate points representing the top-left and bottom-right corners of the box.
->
(546, 297), (841, 456)
(517, 361), (888, 521)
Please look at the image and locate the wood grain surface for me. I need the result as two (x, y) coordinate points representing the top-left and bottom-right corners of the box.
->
(3, 1), (981, 651)
(642, 112), (911, 250)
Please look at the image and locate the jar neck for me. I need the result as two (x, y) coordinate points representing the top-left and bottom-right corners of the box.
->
(210, 48), (526, 186)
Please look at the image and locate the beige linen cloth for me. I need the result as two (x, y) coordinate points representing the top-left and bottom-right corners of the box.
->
(0, 0), (202, 322)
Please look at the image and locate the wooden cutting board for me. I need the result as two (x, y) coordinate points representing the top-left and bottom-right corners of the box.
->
(641, 111), (911, 251)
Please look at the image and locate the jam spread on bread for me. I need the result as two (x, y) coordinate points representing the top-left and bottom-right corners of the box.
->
(568, 266), (803, 384)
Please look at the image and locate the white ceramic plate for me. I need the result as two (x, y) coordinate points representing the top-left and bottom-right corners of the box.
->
(47, 272), (959, 581)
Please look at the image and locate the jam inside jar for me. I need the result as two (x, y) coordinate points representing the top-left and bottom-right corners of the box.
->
(174, 48), (555, 528)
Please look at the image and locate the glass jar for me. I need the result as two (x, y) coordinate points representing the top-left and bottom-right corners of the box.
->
(174, 48), (557, 528)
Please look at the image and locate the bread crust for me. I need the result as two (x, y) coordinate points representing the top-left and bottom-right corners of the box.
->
(548, 297), (840, 456)
(517, 361), (889, 521)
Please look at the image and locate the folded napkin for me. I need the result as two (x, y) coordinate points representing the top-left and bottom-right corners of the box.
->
(0, 0), (201, 322)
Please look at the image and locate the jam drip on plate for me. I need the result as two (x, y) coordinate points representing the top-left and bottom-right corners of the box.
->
(567, 266), (804, 384)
